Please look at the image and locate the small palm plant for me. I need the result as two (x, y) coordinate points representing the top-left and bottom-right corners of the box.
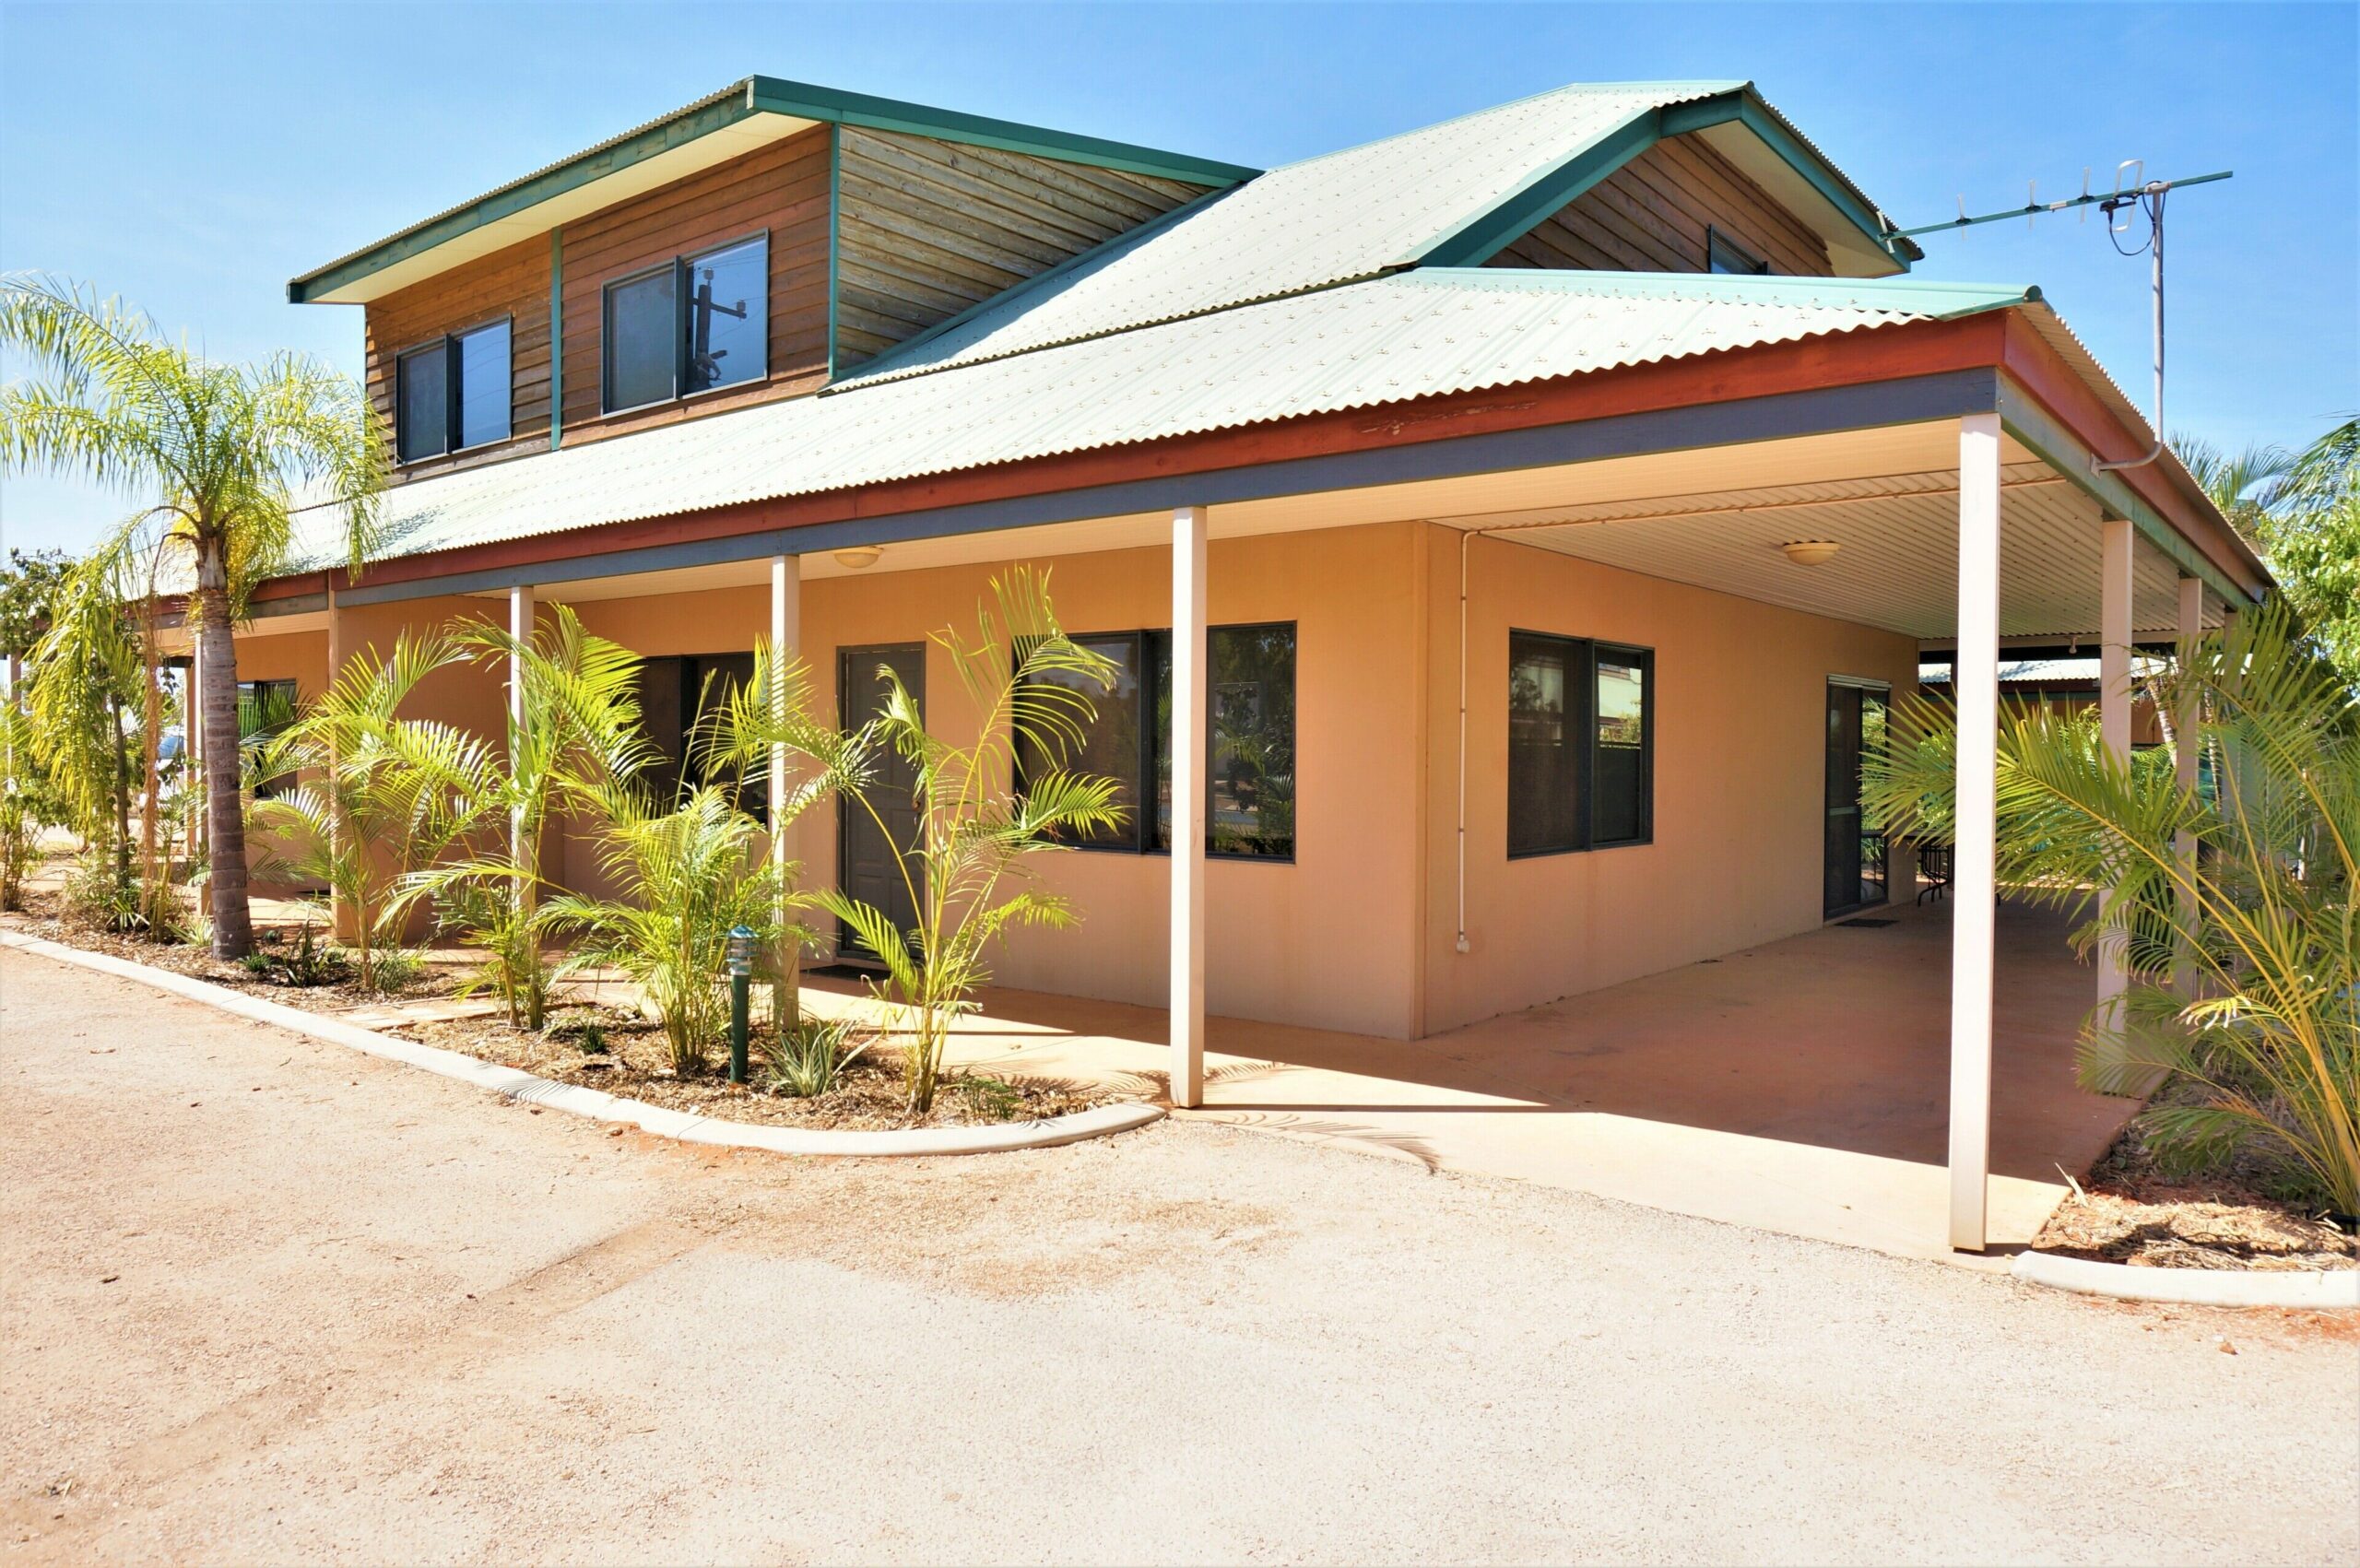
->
(248, 630), (490, 991)
(388, 605), (650, 1029)
(1864, 599), (2358, 1214)
(819, 569), (1125, 1114)
(548, 785), (785, 1075)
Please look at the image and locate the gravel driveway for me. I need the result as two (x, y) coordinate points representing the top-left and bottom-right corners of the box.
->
(3, 946), (2354, 1565)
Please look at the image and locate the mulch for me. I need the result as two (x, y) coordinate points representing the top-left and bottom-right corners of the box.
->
(2036, 1077), (2357, 1272)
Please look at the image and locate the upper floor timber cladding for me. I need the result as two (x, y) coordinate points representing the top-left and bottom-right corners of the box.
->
(304, 77), (1910, 488)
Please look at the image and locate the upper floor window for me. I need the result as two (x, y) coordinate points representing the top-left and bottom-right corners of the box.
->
(395, 319), (511, 463)
(602, 233), (769, 413)
(1705, 227), (1769, 276)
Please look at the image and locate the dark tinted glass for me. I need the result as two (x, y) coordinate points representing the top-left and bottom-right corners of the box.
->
(1016, 634), (1141, 847)
(605, 267), (677, 410)
(395, 344), (448, 462)
(1206, 624), (1294, 858)
(1592, 648), (1649, 844)
(683, 236), (766, 394)
(1508, 631), (1581, 855)
(454, 321), (511, 449)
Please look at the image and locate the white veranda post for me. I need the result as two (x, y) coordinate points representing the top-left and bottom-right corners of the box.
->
(2174, 574), (2205, 994)
(1170, 506), (1208, 1109)
(1948, 413), (2002, 1252)
(508, 584), (535, 883)
(2097, 517), (2135, 1030)
(771, 554), (801, 1030)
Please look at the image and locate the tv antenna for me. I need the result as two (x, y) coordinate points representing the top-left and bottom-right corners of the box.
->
(1896, 163), (2234, 473)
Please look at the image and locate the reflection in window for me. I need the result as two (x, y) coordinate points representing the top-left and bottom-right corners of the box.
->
(239, 678), (301, 798)
(395, 342), (449, 463)
(631, 652), (766, 816)
(601, 234), (769, 411)
(684, 236), (766, 394)
(1508, 631), (1654, 856)
(454, 321), (511, 449)
(1016, 623), (1296, 860)
(604, 266), (678, 412)
(1013, 633), (1142, 848)
(396, 320), (510, 461)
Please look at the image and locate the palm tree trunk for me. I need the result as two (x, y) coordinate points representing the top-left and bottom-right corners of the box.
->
(195, 548), (254, 959)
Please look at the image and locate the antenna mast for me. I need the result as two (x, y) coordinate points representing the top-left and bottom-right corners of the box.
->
(1898, 164), (2233, 473)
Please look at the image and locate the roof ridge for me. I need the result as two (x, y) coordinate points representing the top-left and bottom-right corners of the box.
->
(1264, 77), (1750, 174)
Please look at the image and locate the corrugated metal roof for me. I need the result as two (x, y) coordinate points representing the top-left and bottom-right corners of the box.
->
(828, 81), (1748, 390)
(289, 269), (2034, 572)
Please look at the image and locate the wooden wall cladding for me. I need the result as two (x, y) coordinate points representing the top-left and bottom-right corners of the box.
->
(832, 127), (1209, 365)
(1488, 133), (1831, 277)
(363, 236), (552, 482)
(557, 122), (832, 444)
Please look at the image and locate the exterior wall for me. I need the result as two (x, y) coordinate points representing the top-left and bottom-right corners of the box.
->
(558, 124), (833, 443)
(833, 129), (1209, 366)
(363, 236), (554, 483)
(1488, 133), (1829, 277)
(567, 522), (1428, 1039)
(1418, 525), (1918, 1036)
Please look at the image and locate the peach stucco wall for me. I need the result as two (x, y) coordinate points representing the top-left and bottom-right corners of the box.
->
(570, 523), (1429, 1038)
(217, 522), (1916, 1041)
(1418, 525), (1920, 1036)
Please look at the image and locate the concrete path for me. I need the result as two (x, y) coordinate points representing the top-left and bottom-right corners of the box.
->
(4, 947), (2353, 1564)
(810, 898), (2130, 1261)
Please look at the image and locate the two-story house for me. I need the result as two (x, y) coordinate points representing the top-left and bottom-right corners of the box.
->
(193, 77), (2270, 1252)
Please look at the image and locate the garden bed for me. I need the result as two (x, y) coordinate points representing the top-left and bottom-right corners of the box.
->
(2035, 1077), (2356, 1273)
(3, 890), (1129, 1135)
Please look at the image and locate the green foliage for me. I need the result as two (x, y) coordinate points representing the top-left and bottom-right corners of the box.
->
(2183, 419), (2360, 688)
(0, 701), (57, 911)
(239, 920), (346, 987)
(954, 1073), (1024, 1123)
(0, 548), (72, 663)
(248, 630), (491, 991)
(548, 786), (786, 1075)
(0, 273), (385, 960)
(762, 1012), (866, 1098)
(388, 605), (651, 1030)
(1865, 600), (2359, 1211)
(815, 568), (1125, 1114)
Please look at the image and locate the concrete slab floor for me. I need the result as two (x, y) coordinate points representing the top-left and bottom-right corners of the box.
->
(800, 895), (2134, 1263)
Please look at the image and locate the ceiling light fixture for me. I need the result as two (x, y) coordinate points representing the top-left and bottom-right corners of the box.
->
(1778, 540), (1842, 566)
(832, 545), (882, 571)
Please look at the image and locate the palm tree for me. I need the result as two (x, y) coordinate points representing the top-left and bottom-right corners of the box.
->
(818, 569), (1125, 1113)
(1864, 599), (2358, 1214)
(0, 275), (384, 958)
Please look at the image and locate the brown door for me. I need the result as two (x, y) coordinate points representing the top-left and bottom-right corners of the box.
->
(836, 644), (925, 962)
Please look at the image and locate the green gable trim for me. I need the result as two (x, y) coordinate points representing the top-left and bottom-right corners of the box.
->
(1414, 106), (1663, 268)
(743, 77), (1257, 186)
(1659, 91), (1914, 268)
(290, 77), (1255, 305)
(1418, 86), (1915, 277)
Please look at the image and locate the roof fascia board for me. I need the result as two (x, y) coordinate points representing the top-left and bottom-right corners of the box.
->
(291, 78), (1255, 305)
(289, 87), (769, 303)
(1993, 379), (2255, 607)
(330, 369), (1999, 607)
(1413, 106), (1664, 268)
(1660, 91), (1911, 270)
(745, 77), (1257, 185)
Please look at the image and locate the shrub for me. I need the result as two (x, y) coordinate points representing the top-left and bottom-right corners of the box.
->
(762, 1013), (865, 1097)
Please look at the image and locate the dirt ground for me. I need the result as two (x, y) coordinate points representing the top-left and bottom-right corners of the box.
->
(3, 947), (2355, 1566)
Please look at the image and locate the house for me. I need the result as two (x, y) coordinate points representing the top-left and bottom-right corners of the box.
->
(183, 77), (2272, 1252)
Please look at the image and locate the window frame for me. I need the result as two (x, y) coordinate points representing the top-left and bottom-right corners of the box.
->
(598, 229), (772, 416)
(1705, 225), (1771, 276)
(1505, 630), (1656, 860)
(1013, 619), (1298, 865)
(393, 314), (513, 466)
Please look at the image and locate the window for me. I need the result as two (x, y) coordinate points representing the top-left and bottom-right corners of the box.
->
(601, 233), (769, 412)
(238, 678), (300, 798)
(1706, 227), (1770, 276)
(1507, 631), (1653, 856)
(395, 319), (510, 462)
(1016, 623), (1296, 861)
(632, 653), (765, 815)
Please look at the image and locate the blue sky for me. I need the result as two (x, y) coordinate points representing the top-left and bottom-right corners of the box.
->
(3, 1), (2353, 556)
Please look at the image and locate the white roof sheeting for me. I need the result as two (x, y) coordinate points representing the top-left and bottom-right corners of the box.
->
(289, 270), (2034, 572)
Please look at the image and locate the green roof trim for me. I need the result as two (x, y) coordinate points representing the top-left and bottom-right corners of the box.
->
(1414, 103), (1666, 267)
(1659, 89), (1921, 266)
(289, 77), (1256, 305)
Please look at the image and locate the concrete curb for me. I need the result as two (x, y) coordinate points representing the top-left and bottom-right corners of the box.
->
(0, 931), (1164, 1157)
(2012, 1248), (2360, 1309)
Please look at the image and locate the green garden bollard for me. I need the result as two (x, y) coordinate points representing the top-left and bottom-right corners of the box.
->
(725, 925), (756, 1084)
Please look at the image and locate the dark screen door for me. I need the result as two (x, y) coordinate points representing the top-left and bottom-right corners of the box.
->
(837, 644), (926, 961)
(1823, 681), (1890, 916)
